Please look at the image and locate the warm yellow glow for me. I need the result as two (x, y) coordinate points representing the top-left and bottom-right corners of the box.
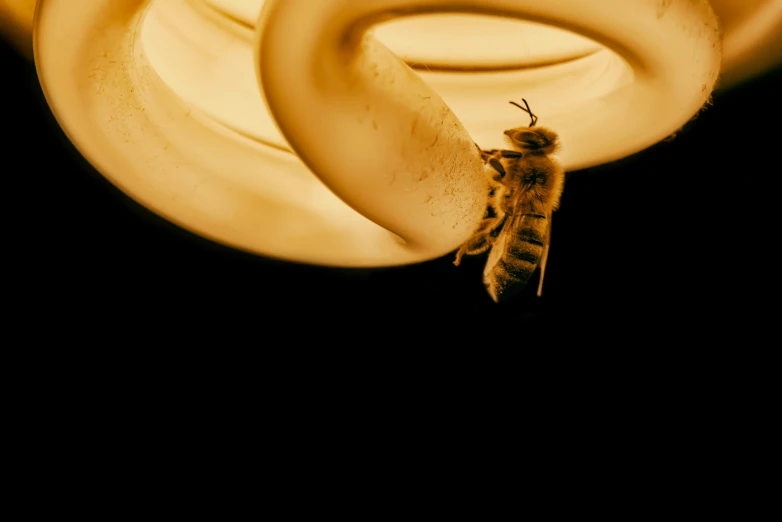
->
(8, 1), (778, 78)
(0, 0), (35, 57)
(23, 0), (782, 268)
(712, 0), (782, 88)
(374, 14), (601, 70)
(32, 0), (726, 267)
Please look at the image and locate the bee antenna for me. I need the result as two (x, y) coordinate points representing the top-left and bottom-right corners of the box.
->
(509, 98), (538, 127)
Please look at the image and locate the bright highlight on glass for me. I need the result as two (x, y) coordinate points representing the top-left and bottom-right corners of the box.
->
(10, 1), (770, 266)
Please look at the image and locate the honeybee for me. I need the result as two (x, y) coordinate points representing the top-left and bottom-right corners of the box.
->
(454, 99), (565, 303)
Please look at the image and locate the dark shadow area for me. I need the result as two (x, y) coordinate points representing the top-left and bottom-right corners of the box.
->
(3, 36), (779, 340)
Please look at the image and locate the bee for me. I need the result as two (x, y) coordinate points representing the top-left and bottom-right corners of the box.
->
(454, 99), (565, 303)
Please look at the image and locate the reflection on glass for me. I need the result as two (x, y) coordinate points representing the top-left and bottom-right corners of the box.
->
(14, 0), (768, 267)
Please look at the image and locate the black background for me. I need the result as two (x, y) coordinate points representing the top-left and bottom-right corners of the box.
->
(4, 36), (779, 340)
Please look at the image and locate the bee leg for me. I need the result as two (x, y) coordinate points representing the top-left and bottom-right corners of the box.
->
(486, 181), (507, 223)
(481, 147), (508, 181)
(488, 158), (506, 180)
(453, 214), (506, 266)
(454, 233), (494, 266)
(454, 160), (510, 266)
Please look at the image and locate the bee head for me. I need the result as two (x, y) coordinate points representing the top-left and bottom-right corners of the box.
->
(504, 127), (559, 154)
(505, 99), (559, 154)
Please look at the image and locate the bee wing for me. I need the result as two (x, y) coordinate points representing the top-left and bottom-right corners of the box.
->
(483, 218), (511, 280)
(483, 187), (525, 280)
(536, 213), (553, 297)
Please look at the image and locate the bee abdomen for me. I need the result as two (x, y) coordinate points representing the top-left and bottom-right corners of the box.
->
(516, 213), (547, 240)
(484, 214), (548, 302)
(484, 258), (538, 303)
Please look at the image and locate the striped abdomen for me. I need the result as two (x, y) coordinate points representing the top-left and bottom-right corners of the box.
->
(483, 210), (549, 303)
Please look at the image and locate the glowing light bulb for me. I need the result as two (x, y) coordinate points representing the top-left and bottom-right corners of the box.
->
(17, 0), (760, 267)
(0, 0), (35, 57)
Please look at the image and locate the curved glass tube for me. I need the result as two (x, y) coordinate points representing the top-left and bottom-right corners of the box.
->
(32, 0), (725, 267)
(0, 0), (35, 57)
